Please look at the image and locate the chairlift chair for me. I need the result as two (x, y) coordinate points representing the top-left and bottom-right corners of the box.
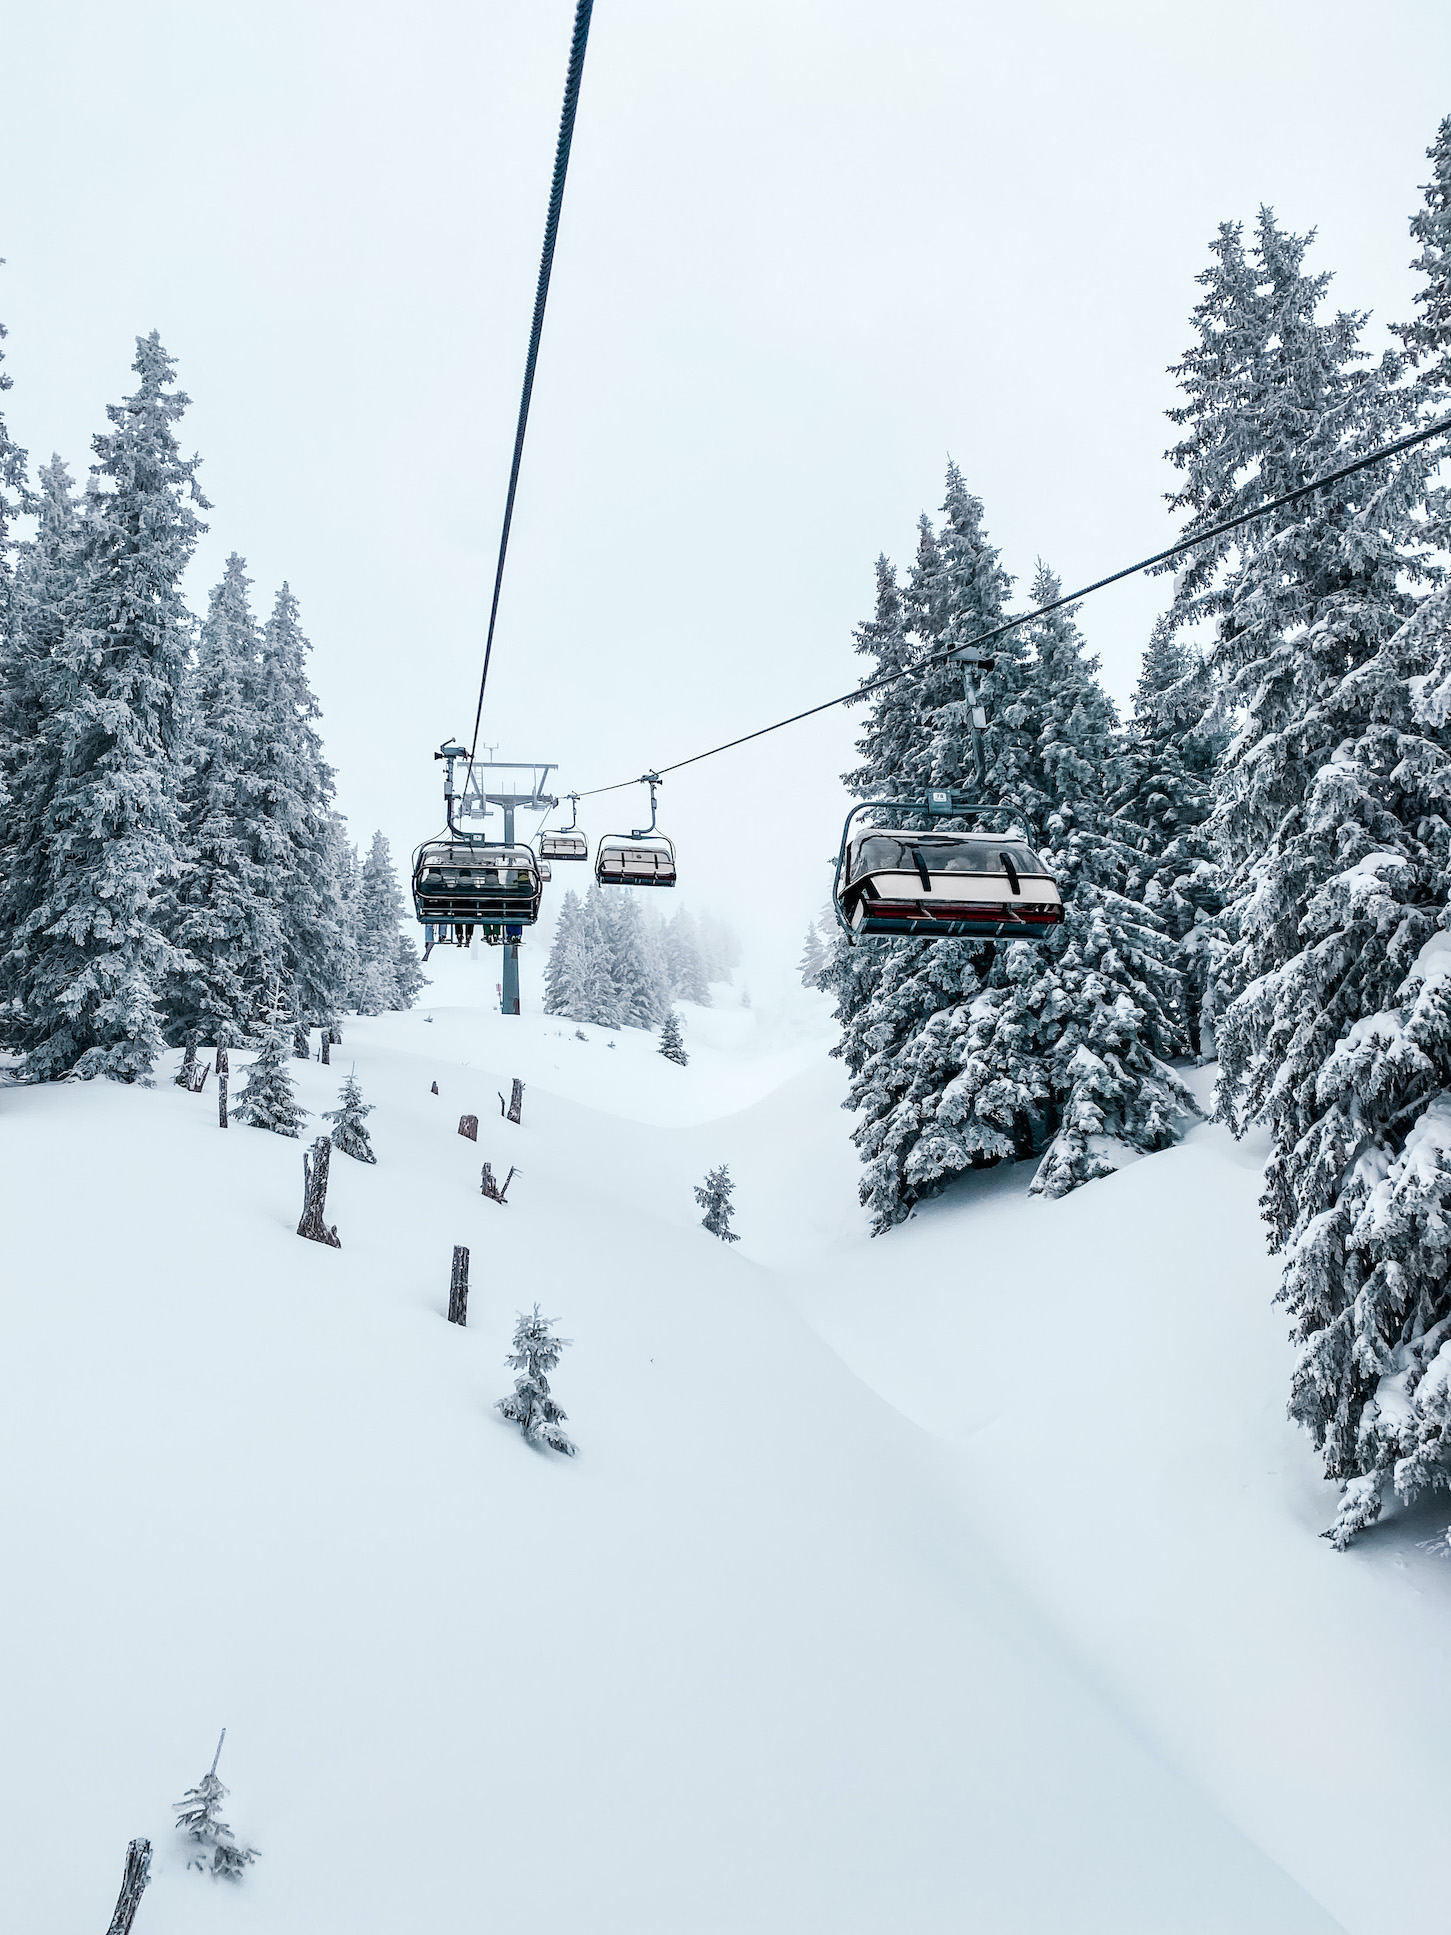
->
(411, 838), (544, 948)
(596, 772), (677, 889)
(540, 792), (589, 862)
(832, 791), (1063, 942)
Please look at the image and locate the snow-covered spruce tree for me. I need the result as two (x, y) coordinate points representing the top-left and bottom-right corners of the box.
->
(664, 907), (711, 1005)
(695, 1162), (739, 1241)
(4, 336), (204, 1081)
(232, 1009), (306, 1136)
(545, 884), (622, 1027)
(1160, 208), (1451, 1542)
(798, 921), (825, 987)
(251, 584), (351, 1037)
(352, 830), (420, 1014)
(0, 293), (27, 656)
(837, 492), (1194, 1228)
(158, 554), (282, 1049)
(0, 456), (74, 1035)
(1109, 616), (1227, 1058)
(658, 1009), (688, 1065)
(496, 1306), (576, 1455)
(173, 1734), (259, 1881)
(543, 889), (581, 1012)
(324, 1065), (376, 1162)
(603, 888), (670, 1028)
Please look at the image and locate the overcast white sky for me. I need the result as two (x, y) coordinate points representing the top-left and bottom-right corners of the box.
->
(3, 0), (1449, 953)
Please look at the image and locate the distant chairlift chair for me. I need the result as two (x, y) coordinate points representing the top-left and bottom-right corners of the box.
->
(540, 792), (589, 862)
(595, 772), (677, 888)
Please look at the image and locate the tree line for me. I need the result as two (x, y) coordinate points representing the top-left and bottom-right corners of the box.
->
(827, 116), (1451, 1549)
(543, 884), (739, 1029)
(0, 332), (423, 1080)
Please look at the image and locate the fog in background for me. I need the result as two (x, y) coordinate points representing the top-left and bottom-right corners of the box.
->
(3, 0), (1448, 970)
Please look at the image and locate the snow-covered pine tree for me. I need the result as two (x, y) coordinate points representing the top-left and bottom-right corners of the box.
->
(663, 906), (710, 1005)
(173, 1732), (259, 1881)
(352, 830), (415, 1014)
(1109, 616), (1226, 1058)
(251, 584), (351, 1036)
(798, 921), (825, 987)
(543, 889), (581, 1013)
(838, 499), (1195, 1227)
(603, 888), (670, 1028)
(695, 1162), (739, 1241)
(1160, 206), (1449, 1544)
(0, 456), (75, 1036)
(232, 1008), (306, 1136)
(3, 336), (204, 1081)
(324, 1065), (376, 1162)
(495, 1306), (576, 1454)
(548, 883), (622, 1027)
(0, 293), (27, 644)
(158, 555), (281, 1049)
(658, 1009), (688, 1065)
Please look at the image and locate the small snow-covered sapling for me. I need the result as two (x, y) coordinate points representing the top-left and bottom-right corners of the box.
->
(324, 1067), (377, 1163)
(173, 1730), (260, 1882)
(232, 1019), (306, 1137)
(496, 1306), (576, 1455)
(658, 1010), (688, 1066)
(695, 1164), (740, 1242)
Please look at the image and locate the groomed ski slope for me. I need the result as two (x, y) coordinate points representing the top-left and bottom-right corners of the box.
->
(3, 955), (1448, 1933)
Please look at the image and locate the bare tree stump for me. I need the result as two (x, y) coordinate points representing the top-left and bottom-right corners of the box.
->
(430, 1081), (439, 1096)
(498, 1079), (525, 1124)
(217, 1047), (229, 1128)
(449, 1245), (470, 1325)
(320, 1033), (331, 1065)
(106, 1837), (152, 1935)
(176, 1035), (199, 1089)
(458, 1114), (478, 1141)
(297, 1136), (342, 1247)
(481, 1163), (518, 1204)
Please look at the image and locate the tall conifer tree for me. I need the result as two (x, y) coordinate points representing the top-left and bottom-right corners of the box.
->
(160, 554), (280, 1045)
(1163, 205), (1451, 1544)
(5, 336), (204, 1080)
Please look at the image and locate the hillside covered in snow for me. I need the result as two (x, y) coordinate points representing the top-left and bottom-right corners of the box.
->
(5, 955), (1450, 1934)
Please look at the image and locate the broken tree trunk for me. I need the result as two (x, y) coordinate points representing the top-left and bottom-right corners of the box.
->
(449, 1245), (470, 1325)
(458, 1114), (478, 1141)
(106, 1838), (152, 1935)
(481, 1163), (518, 1204)
(320, 1033), (331, 1065)
(176, 1035), (199, 1089)
(217, 1048), (229, 1128)
(498, 1079), (525, 1124)
(297, 1136), (342, 1247)
(430, 1081), (439, 1096)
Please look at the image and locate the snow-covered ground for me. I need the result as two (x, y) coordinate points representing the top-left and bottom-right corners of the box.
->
(4, 953), (1449, 1932)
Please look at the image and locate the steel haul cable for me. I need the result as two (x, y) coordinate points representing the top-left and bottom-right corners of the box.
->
(466, 0), (595, 783)
(576, 412), (1451, 799)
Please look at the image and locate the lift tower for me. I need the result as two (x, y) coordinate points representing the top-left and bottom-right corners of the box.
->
(449, 756), (557, 1016)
